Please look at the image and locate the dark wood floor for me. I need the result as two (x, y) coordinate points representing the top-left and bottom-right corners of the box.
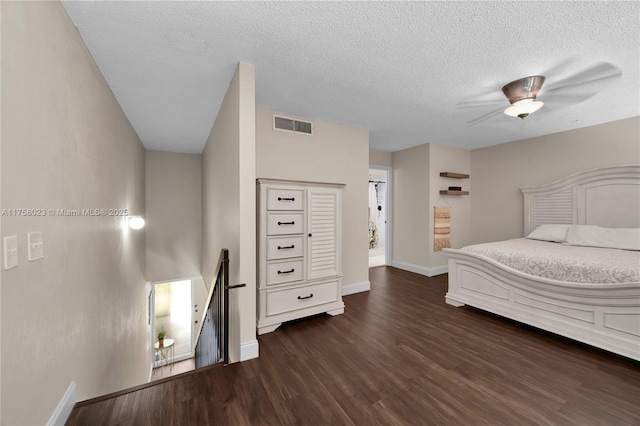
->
(68, 267), (640, 425)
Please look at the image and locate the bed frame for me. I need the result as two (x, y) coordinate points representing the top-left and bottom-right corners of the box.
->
(444, 165), (640, 360)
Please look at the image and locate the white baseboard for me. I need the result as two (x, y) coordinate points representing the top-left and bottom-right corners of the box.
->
(427, 264), (448, 276)
(46, 381), (76, 426)
(171, 352), (194, 364)
(152, 351), (194, 369)
(390, 260), (448, 277)
(342, 280), (370, 296)
(240, 339), (259, 361)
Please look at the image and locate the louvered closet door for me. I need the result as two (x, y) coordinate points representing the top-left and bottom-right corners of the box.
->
(307, 188), (341, 280)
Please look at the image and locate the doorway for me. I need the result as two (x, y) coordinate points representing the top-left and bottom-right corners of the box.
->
(151, 279), (193, 367)
(369, 167), (391, 267)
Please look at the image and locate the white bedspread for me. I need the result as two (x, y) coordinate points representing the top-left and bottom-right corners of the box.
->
(461, 238), (640, 284)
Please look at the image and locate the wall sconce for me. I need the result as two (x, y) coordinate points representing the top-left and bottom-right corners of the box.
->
(128, 216), (146, 230)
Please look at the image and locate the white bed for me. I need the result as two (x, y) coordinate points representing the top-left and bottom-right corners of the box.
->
(444, 165), (640, 361)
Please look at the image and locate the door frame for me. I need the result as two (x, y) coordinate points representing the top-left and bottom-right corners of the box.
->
(368, 166), (392, 266)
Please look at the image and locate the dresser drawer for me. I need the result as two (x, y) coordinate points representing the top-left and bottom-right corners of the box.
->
(267, 212), (304, 235)
(267, 236), (304, 260)
(266, 259), (304, 286)
(266, 280), (339, 316)
(267, 188), (304, 211)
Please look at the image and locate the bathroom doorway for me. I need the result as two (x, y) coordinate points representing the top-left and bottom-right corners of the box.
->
(369, 167), (391, 267)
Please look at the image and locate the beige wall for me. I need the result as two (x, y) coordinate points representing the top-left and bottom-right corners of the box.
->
(369, 149), (392, 167)
(392, 143), (471, 271)
(391, 118), (637, 270)
(1, 2), (148, 424)
(471, 117), (640, 244)
(201, 62), (256, 362)
(391, 144), (430, 267)
(146, 150), (201, 282)
(428, 144), (471, 267)
(0, 0), (3, 418)
(237, 62), (257, 360)
(256, 109), (370, 289)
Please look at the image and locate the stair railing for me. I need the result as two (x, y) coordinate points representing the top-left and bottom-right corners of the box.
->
(194, 248), (245, 368)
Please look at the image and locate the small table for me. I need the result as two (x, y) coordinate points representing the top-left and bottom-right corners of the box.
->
(153, 338), (174, 371)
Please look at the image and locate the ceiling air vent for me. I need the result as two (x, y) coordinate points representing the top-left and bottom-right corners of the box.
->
(273, 114), (313, 135)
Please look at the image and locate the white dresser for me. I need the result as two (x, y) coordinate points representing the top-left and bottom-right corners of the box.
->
(256, 179), (345, 335)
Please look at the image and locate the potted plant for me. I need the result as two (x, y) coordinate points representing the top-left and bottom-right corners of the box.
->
(157, 329), (166, 347)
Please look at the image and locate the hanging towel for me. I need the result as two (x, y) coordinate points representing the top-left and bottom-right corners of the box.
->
(434, 207), (451, 251)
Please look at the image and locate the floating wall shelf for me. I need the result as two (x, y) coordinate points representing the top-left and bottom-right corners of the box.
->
(439, 190), (469, 195)
(440, 172), (469, 194)
(440, 172), (469, 179)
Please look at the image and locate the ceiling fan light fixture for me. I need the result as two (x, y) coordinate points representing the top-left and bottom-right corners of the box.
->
(501, 75), (546, 119)
(502, 75), (545, 103)
(504, 98), (545, 119)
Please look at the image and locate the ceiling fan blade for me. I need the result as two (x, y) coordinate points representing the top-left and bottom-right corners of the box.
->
(544, 74), (622, 97)
(466, 106), (504, 126)
(544, 92), (601, 108)
(453, 82), (508, 113)
(454, 99), (505, 110)
(455, 60), (620, 126)
(539, 57), (583, 81)
(533, 104), (552, 116)
(543, 62), (622, 94)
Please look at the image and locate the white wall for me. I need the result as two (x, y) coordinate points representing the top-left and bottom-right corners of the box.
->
(1, 2), (148, 424)
(471, 117), (640, 244)
(256, 109), (370, 290)
(146, 150), (201, 282)
(192, 277), (208, 348)
(201, 62), (256, 363)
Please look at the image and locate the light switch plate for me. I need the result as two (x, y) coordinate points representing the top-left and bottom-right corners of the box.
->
(28, 231), (44, 261)
(4, 236), (18, 269)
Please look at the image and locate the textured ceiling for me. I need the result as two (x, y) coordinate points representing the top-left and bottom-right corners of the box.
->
(62, 1), (639, 154)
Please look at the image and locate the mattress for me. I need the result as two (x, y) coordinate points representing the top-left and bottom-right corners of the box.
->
(461, 238), (640, 284)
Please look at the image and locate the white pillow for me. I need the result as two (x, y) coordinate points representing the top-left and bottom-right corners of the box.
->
(565, 225), (640, 251)
(526, 224), (570, 243)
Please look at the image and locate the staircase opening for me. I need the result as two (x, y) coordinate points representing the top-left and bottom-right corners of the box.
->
(150, 279), (195, 380)
(147, 249), (240, 382)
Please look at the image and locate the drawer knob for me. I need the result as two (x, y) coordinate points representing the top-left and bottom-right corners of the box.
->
(277, 245), (295, 250)
(297, 293), (314, 300)
(277, 197), (295, 201)
(277, 221), (295, 225)
(277, 269), (295, 274)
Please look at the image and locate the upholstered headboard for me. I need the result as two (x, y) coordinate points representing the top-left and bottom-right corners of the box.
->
(521, 165), (640, 236)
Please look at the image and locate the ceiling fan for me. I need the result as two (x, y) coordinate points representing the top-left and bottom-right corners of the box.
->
(455, 61), (622, 126)
(501, 75), (545, 119)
